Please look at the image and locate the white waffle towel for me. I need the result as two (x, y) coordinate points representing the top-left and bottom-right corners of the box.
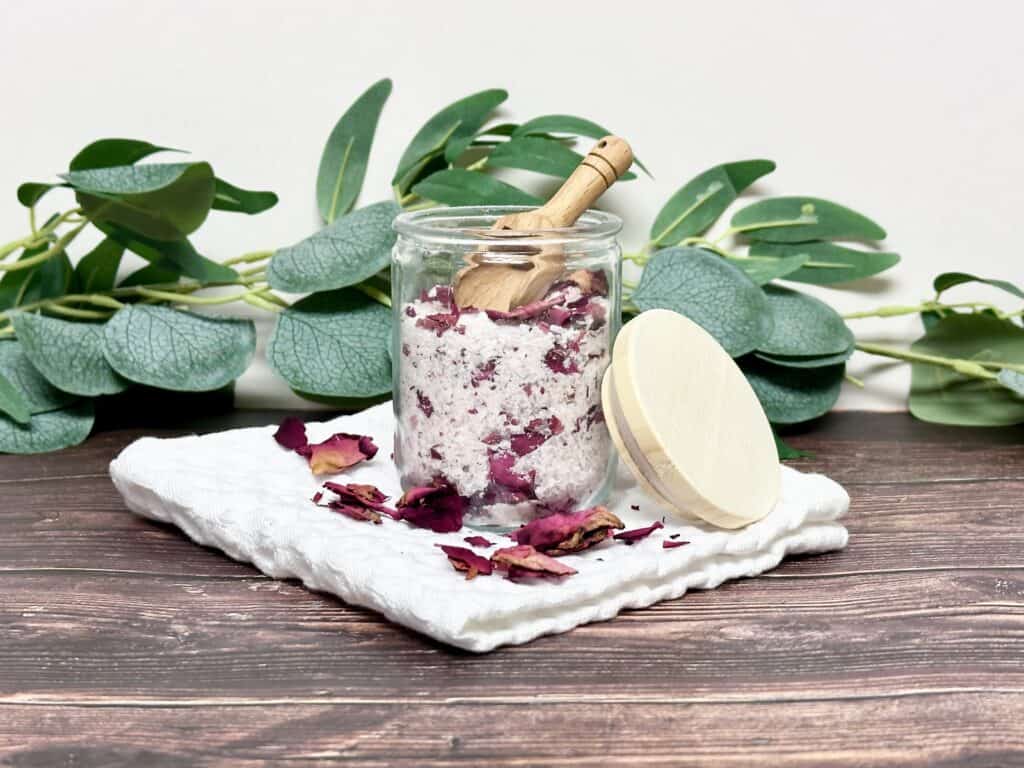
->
(109, 402), (849, 652)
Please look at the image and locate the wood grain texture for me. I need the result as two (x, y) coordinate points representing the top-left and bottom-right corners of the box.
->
(1, 409), (1022, 767)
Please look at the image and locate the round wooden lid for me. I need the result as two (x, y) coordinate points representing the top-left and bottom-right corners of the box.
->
(601, 309), (780, 529)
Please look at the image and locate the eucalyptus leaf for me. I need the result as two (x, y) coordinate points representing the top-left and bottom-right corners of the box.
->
(100, 223), (237, 283)
(212, 178), (278, 214)
(412, 169), (541, 207)
(631, 247), (772, 356)
(650, 160), (775, 247)
(69, 138), (180, 171)
(758, 285), (854, 357)
(0, 400), (94, 454)
(512, 114), (650, 175)
(74, 237), (124, 293)
(268, 288), (392, 398)
(998, 369), (1024, 397)
(731, 197), (886, 243)
(11, 313), (129, 396)
(63, 162), (216, 241)
(933, 272), (1024, 301)
(734, 253), (810, 285)
(17, 182), (63, 208)
(755, 346), (854, 369)
(0, 245), (47, 310)
(393, 89), (507, 193)
(0, 370), (31, 424)
(749, 242), (900, 285)
(0, 339), (77, 414)
(774, 433), (813, 460)
(19, 250), (77, 307)
(742, 358), (845, 424)
(909, 314), (1024, 426)
(487, 136), (635, 180)
(103, 306), (256, 391)
(317, 78), (392, 223)
(117, 260), (182, 287)
(267, 201), (400, 293)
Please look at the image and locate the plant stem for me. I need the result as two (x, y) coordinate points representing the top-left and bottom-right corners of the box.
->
(46, 305), (114, 320)
(843, 300), (1010, 320)
(134, 285), (274, 307)
(355, 282), (391, 308)
(855, 342), (1024, 377)
(0, 223), (85, 272)
(222, 249), (273, 266)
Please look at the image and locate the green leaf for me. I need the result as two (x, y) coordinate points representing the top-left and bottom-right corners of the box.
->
(755, 346), (853, 369)
(758, 285), (853, 357)
(392, 89), (507, 193)
(69, 138), (180, 171)
(0, 339), (77, 414)
(267, 201), (399, 293)
(117, 260), (182, 287)
(512, 114), (651, 176)
(909, 314), (1024, 426)
(412, 169), (541, 207)
(0, 370), (31, 424)
(650, 160), (775, 247)
(211, 177), (278, 214)
(731, 197), (886, 243)
(0, 245), (47, 310)
(268, 288), (392, 398)
(749, 242), (900, 285)
(734, 253), (810, 285)
(11, 314), (129, 397)
(631, 247), (772, 356)
(63, 162), (216, 241)
(17, 182), (64, 208)
(0, 400), (94, 455)
(773, 433), (813, 460)
(103, 306), (255, 391)
(487, 136), (635, 181)
(998, 369), (1024, 397)
(742, 358), (845, 424)
(316, 78), (392, 223)
(100, 223), (237, 283)
(74, 237), (124, 293)
(933, 272), (1024, 301)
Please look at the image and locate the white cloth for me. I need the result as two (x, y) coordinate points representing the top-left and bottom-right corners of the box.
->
(109, 402), (849, 652)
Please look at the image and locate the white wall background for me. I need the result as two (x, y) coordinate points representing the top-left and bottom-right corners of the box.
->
(2, 0), (1021, 410)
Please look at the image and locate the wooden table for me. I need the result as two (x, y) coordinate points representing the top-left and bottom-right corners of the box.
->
(1, 409), (1022, 767)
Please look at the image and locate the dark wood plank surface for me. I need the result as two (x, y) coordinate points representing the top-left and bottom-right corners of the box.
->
(1, 410), (1022, 767)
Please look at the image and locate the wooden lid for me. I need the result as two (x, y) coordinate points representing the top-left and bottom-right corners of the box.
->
(601, 309), (780, 529)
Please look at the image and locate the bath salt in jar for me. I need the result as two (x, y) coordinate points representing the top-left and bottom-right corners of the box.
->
(391, 206), (622, 527)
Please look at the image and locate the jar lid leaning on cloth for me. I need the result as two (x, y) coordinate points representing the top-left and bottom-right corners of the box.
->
(601, 309), (780, 529)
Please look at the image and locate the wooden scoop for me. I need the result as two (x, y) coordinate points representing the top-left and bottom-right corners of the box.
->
(454, 136), (633, 311)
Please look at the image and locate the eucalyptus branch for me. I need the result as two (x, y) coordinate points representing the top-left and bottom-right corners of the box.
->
(855, 342), (1024, 377)
(0, 223), (86, 272)
(844, 301), (1014, 320)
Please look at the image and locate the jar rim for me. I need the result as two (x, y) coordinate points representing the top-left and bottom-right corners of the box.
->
(393, 206), (622, 247)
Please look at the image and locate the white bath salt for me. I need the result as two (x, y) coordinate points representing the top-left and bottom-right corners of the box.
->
(395, 281), (614, 526)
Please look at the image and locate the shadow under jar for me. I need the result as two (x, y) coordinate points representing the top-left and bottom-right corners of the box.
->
(391, 206), (622, 528)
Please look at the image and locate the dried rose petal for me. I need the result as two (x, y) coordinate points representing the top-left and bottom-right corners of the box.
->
(318, 482), (394, 524)
(510, 506), (624, 556)
(297, 433), (379, 475)
(416, 312), (461, 336)
(488, 452), (536, 493)
(471, 359), (497, 388)
(614, 521), (665, 544)
(544, 344), (580, 375)
(663, 540), (690, 549)
(392, 481), (466, 533)
(415, 390), (434, 417)
(274, 416), (308, 451)
(436, 544), (493, 580)
(485, 292), (566, 322)
(491, 544), (577, 582)
(509, 416), (564, 456)
(464, 535), (493, 548)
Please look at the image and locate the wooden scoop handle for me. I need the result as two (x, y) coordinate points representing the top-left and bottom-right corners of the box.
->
(537, 136), (634, 227)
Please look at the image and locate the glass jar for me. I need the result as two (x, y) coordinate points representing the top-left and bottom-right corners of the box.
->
(391, 206), (622, 527)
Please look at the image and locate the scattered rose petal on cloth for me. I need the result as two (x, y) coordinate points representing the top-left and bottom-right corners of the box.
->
(273, 417), (308, 451)
(318, 482), (395, 524)
(613, 521), (665, 544)
(391, 482), (466, 533)
(464, 535), (493, 548)
(662, 540), (690, 549)
(299, 433), (379, 475)
(436, 544), (494, 580)
(491, 545), (577, 582)
(510, 506), (624, 556)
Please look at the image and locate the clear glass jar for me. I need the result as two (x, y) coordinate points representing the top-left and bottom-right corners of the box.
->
(391, 206), (622, 527)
